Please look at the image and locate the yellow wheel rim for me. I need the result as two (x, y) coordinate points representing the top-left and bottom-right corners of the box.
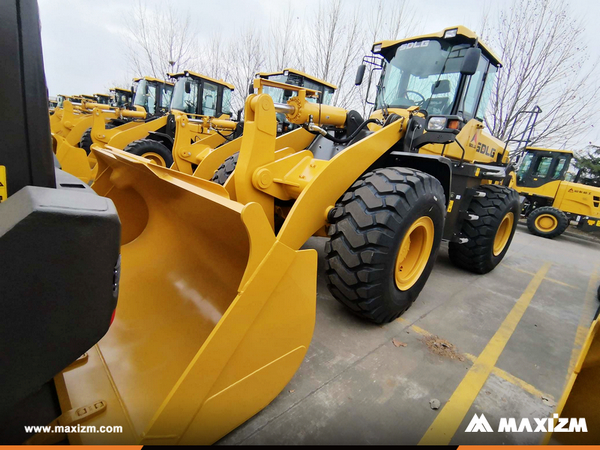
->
(534, 214), (558, 233)
(493, 212), (514, 256)
(141, 152), (166, 166)
(394, 216), (435, 291)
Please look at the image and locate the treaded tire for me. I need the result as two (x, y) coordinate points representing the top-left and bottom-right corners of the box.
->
(324, 168), (446, 324)
(448, 184), (520, 274)
(211, 152), (239, 185)
(79, 123), (115, 155)
(526, 206), (568, 238)
(124, 138), (173, 167)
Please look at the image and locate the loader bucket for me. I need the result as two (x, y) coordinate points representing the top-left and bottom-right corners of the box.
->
(545, 309), (600, 444)
(56, 147), (317, 445)
(53, 134), (96, 184)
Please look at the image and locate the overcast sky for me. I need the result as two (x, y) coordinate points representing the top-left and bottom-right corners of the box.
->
(38, 0), (600, 145)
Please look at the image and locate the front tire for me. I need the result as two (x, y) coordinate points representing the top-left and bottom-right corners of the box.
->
(325, 168), (446, 324)
(79, 123), (115, 155)
(526, 206), (568, 238)
(448, 184), (520, 274)
(211, 152), (239, 185)
(124, 138), (173, 167)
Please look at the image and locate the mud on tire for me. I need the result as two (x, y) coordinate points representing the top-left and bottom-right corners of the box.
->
(324, 167), (446, 324)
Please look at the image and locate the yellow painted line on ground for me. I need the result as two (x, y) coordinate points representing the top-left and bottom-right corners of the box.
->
(462, 353), (554, 401)
(396, 319), (554, 401)
(500, 263), (578, 290)
(418, 262), (551, 445)
(565, 265), (600, 381)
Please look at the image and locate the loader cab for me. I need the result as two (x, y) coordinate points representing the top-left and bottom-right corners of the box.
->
(257, 69), (337, 106)
(56, 95), (80, 108)
(132, 77), (174, 117)
(366, 26), (501, 125)
(256, 69), (338, 132)
(169, 71), (234, 118)
(111, 87), (133, 109)
(515, 147), (573, 188)
(81, 94), (96, 103)
(94, 93), (111, 105)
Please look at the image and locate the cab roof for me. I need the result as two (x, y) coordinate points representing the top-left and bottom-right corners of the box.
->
(112, 87), (132, 93)
(256, 68), (338, 90)
(133, 76), (174, 86)
(373, 25), (502, 68)
(526, 147), (574, 155)
(95, 93), (110, 97)
(168, 71), (235, 90)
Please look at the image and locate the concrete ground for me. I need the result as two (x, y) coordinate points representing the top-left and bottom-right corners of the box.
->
(219, 224), (600, 445)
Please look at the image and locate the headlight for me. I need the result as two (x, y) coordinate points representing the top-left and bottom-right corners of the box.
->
(372, 43), (382, 53)
(428, 117), (447, 131)
(444, 28), (458, 39)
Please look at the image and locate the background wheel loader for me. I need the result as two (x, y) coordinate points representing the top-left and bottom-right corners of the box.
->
(169, 68), (337, 179)
(0, 0), (120, 443)
(53, 76), (174, 183)
(509, 147), (600, 238)
(42, 25), (521, 445)
(101, 71), (238, 169)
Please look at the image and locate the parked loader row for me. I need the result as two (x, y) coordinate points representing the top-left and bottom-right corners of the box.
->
(4, 1), (576, 444)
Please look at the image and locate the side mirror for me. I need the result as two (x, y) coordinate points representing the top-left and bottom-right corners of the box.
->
(461, 47), (481, 75)
(184, 81), (191, 94)
(355, 64), (366, 86)
(248, 83), (254, 95)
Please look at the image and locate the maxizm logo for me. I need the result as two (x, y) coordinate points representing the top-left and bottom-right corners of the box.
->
(465, 413), (588, 433)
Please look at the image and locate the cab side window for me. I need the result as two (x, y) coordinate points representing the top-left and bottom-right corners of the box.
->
(533, 156), (553, 178)
(160, 86), (173, 110)
(202, 82), (218, 116)
(461, 56), (487, 121)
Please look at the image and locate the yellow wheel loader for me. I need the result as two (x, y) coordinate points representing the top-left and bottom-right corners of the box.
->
(39, 26), (521, 445)
(53, 77), (174, 183)
(170, 68), (337, 179)
(0, 0), (120, 444)
(95, 71), (237, 168)
(510, 147), (600, 238)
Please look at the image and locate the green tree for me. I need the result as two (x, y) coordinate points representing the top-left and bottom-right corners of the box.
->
(574, 145), (600, 187)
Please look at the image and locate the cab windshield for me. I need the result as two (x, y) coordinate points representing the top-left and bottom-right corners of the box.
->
(133, 79), (157, 114)
(171, 77), (198, 114)
(377, 39), (470, 115)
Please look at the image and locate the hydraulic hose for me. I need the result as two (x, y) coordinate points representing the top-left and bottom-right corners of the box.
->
(306, 118), (380, 144)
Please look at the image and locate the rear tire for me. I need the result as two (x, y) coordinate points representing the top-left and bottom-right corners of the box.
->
(448, 185), (520, 274)
(124, 138), (173, 167)
(79, 123), (116, 155)
(211, 152), (239, 185)
(324, 168), (446, 324)
(526, 206), (568, 238)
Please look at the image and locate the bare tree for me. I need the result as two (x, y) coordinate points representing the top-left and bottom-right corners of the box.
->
(355, 0), (422, 116)
(267, 4), (300, 71)
(483, 0), (600, 149)
(224, 26), (265, 112)
(124, 1), (198, 79)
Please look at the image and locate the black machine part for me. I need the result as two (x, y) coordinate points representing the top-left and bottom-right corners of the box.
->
(0, 185), (121, 416)
(0, 0), (123, 440)
(0, 0), (56, 195)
